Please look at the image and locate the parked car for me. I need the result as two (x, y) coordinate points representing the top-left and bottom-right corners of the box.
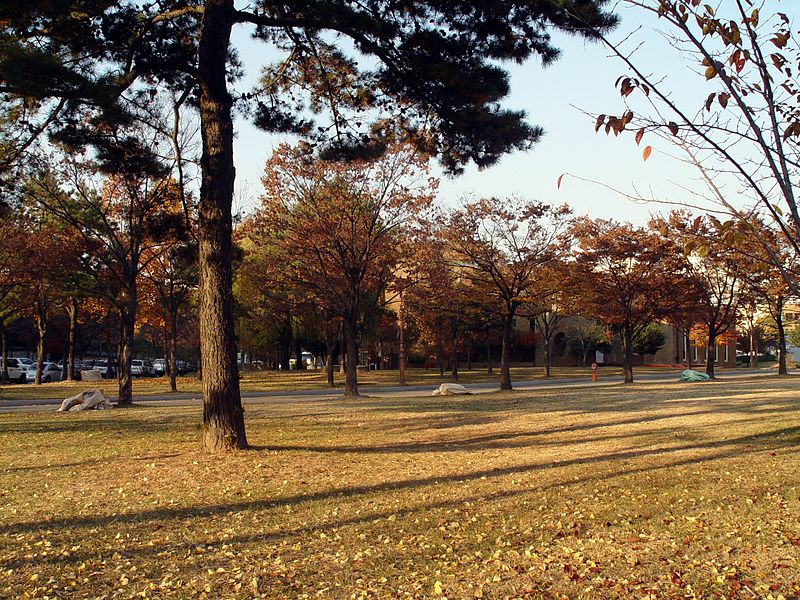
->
(15, 357), (35, 370)
(85, 359), (115, 379)
(0, 357), (27, 383)
(23, 362), (63, 383)
(153, 358), (167, 376)
(56, 360), (83, 380)
(131, 359), (155, 377)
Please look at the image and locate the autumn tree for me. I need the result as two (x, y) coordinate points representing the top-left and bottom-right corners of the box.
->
(141, 237), (198, 391)
(0, 0), (617, 451)
(567, 319), (610, 367)
(529, 260), (573, 378)
(445, 197), (570, 390)
(734, 222), (797, 375)
(25, 167), (186, 404)
(255, 143), (433, 397)
(571, 218), (695, 383)
(404, 230), (488, 381)
(0, 209), (28, 383)
(655, 213), (743, 378)
(572, 2), (800, 294)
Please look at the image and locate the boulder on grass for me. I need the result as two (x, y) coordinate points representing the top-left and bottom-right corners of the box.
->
(58, 389), (113, 412)
(81, 369), (103, 382)
(431, 383), (473, 396)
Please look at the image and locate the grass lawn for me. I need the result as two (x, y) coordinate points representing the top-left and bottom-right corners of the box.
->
(1, 379), (799, 599)
(0, 365), (686, 401)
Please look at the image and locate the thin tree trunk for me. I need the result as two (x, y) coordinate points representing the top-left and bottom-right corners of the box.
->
(66, 297), (77, 381)
(749, 325), (757, 368)
(500, 315), (513, 390)
(705, 327), (717, 379)
(486, 339), (493, 375)
(34, 310), (46, 385)
(622, 326), (634, 384)
(339, 322), (346, 374)
(685, 328), (693, 369)
(197, 0), (247, 451)
(543, 335), (551, 378)
(325, 343), (335, 387)
(117, 312), (134, 405)
(436, 324), (445, 377)
(343, 318), (359, 398)
(294, 336), (304, 370)
(450, 324), (459, 381)
(398, 298), (406, 385)
(0, 323), (8, 384)
(168, 312), (178, 392)
(324, 314), (336, 387)
(776, 300), (788, 375)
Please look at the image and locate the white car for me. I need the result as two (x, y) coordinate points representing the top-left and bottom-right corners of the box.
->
(1, 358), (27, 383)
(23, 362), (63, 383)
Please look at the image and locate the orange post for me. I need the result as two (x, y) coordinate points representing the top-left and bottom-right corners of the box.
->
(591, 362), (598, 382)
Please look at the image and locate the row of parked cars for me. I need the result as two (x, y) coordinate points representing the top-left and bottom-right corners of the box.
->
(1, 357), (195, 383)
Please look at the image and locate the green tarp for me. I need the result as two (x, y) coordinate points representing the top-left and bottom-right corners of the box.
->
(680, 369), (710, 382)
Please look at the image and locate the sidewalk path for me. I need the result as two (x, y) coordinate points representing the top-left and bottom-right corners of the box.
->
(0, 369), (785, 413)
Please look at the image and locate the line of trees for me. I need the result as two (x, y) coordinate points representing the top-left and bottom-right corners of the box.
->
(236, 143), (799, 390)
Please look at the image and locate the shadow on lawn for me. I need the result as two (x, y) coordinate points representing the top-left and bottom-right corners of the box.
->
(3, 425), (798, 572)
(4, 423), (799, 544)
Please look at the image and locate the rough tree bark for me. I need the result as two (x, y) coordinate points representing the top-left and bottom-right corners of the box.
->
(197, 0), (247, 451)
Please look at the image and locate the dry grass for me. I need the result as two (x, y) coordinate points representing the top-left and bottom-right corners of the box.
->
(0, 366), (684, 401)
(1, 379), (799, 599)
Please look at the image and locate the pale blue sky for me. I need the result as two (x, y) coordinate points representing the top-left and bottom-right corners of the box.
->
(228, 2), (797, 225)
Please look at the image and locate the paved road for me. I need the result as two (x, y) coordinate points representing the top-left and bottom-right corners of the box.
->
(0, 368), (786, 413)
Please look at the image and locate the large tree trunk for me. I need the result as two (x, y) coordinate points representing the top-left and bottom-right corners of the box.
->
(705, 327), (717, 379)
(66, 298), (77, 381)
(622, 325), (634, 384)
(343, 318), (359, 398)
(117, 311), (134, 405)
(499, 314), (513, 391)
(197, 0), (247, 451)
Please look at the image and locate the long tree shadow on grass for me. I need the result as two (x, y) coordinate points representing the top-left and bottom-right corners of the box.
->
(3, 427), (798, 573)
(252, 409), (780, 455)
(4, 424), (799, 542)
